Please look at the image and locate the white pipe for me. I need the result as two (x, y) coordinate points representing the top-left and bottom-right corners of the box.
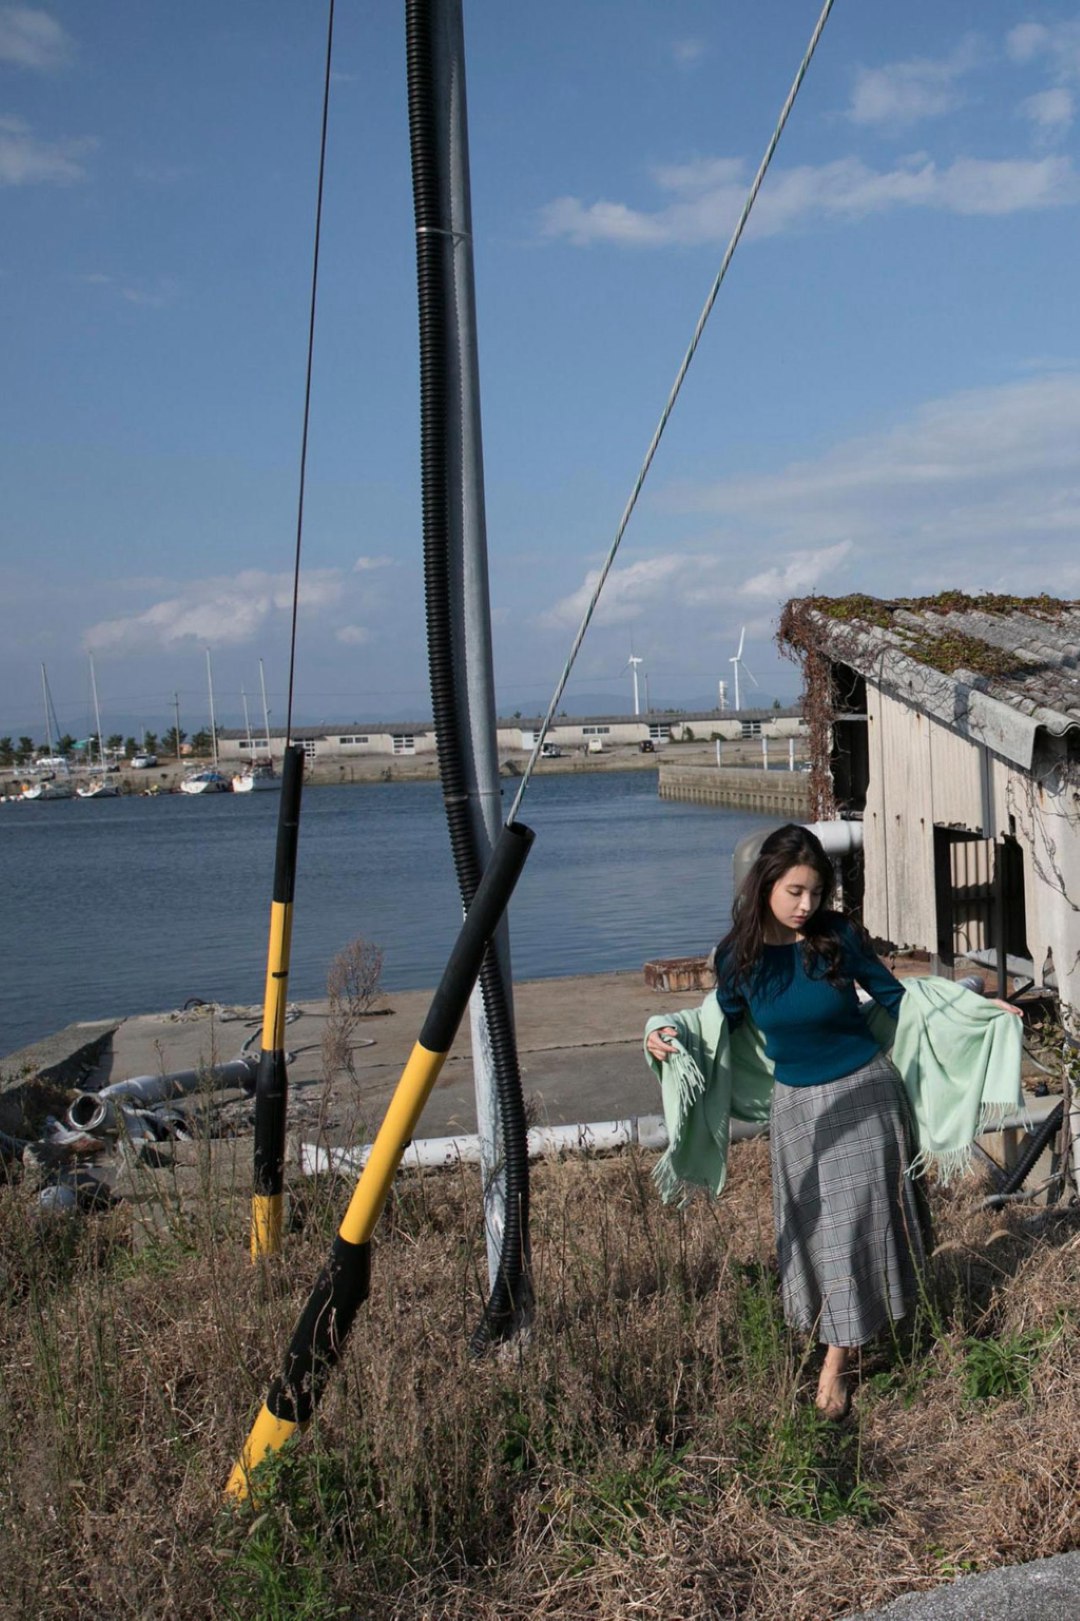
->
(803, 819), (863, 856)
(298, 1112), (769, 1178)
(300, 1090), (1047, 1182)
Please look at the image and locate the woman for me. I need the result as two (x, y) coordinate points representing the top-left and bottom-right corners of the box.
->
(645, 823), (1018, 1420)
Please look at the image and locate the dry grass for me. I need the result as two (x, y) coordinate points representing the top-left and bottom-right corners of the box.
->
(1, 1141), (1079, 1620)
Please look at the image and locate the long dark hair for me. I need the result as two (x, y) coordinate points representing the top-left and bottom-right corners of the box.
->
(716, 823), (845, 991)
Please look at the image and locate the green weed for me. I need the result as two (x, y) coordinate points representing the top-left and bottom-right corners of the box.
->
(961, 1324), (1059, 1404)
(733, 1406), (880, 1525)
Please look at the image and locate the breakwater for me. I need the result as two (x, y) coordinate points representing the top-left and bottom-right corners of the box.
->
(658, 764), (810, 816)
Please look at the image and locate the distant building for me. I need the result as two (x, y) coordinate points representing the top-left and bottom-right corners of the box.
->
(217, 725), (435, 765)
(779, 593), (1080, 1022)
(215, 705), (806, 765)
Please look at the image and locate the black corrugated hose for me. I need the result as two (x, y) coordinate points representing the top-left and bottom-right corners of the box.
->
(405, 0), (531, 1351)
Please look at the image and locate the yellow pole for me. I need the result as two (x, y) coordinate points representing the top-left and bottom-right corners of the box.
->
(251, 745), (304, 1259)
(225, 820), (534, 1501)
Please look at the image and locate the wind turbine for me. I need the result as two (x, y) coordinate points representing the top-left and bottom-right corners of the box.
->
(729, 628), (758, 714)
(626, 653), (644, 716)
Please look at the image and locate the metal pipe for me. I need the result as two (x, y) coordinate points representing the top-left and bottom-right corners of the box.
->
(429, 0), (516, 1300)
(407, 0), (530, 1348)
(67, 1055), (258, 1132)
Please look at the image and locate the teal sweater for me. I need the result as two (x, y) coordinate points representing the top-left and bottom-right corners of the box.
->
(715, 913), (905, 1087)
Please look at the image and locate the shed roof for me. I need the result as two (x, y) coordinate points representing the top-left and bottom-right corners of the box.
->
(779, 594), (1080, 771)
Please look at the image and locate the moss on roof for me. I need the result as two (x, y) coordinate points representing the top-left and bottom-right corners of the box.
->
(782, 592), (1075, 682)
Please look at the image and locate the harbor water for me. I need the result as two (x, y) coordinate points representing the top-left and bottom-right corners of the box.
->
(0, 772), (775, 1058)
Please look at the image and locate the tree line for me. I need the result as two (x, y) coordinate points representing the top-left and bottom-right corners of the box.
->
(0, 726), (218, 767)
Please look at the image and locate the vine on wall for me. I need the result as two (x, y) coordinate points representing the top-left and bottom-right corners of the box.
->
(776, 599), (842, 822)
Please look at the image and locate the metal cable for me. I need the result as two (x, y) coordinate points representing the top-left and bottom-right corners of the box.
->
(507, 0), (835, 825)
(284, 0), (336, 745)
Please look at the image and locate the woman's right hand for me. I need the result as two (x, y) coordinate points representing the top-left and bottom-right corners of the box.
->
(646, 1025), (679, 1062)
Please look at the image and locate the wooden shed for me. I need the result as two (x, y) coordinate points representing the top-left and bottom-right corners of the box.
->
(779, 594), (1080, 1024)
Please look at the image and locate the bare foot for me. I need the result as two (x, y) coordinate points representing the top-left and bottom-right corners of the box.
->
(816, 1348), (851, 1421)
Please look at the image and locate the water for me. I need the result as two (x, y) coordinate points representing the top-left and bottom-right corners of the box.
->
(0, 773), (774, 1057)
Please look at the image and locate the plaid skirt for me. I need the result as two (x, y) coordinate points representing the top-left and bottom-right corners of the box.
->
(770, 1051), (929, 1347)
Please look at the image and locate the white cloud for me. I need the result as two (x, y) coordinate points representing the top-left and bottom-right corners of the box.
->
(1019, 87), (1075, 141)
(119, 276), (180, 309)
(0, 116), (94, 185)
(538, 543), (853, 637)
(540, 196), (669, 247)
(0, 6), (73, 71)
(671, 37), (706, 68)
(83, 569), (344, 655)
(659, 372), (1080, 598)
(353, 555), (394, 572)
(336, 624), (370, 645)
(541, 555), (688, 629)
(1007, 24), (1050, 66)
(534, 373), (1080, 670)
(848, 41), (979, 128)
(79, 271), (181, 307)
(539, 152), (1078, 247)
(1007, 19), (1080, 79)
(740, 542), (853, 600)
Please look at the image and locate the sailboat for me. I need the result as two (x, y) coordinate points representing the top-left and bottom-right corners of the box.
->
(231, 659), (280, 793)
(76, 655), (121, 798)
(20, 665), (74, 800)
(180, 651), (231, 794)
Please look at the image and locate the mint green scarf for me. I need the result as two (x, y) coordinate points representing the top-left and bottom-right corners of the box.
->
(644, 977), (1023, 1204)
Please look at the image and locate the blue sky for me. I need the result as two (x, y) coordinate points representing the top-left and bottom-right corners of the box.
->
(4, 1), (1080, 740)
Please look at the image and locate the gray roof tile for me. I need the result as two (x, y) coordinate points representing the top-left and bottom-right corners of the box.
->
(789, 596), (1080, 740)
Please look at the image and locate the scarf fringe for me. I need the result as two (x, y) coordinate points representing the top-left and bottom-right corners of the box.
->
(907, 1100), (1032, 1186)
(650, 1041), (706, 1206)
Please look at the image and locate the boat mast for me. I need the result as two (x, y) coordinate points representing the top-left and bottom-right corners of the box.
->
(40, 662), (52, 759)
(241, 687), (253, 752)
(206, 649), (219, 769)
(258, 659), (272, 765)
(89, 654), (105, 769)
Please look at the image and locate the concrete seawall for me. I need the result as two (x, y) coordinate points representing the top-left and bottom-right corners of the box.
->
(658, 764), (811, 816)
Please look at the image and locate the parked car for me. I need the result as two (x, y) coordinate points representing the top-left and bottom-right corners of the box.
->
(540, 744), (564, 758)
(638, 739), (655, 753)
(131, 752), (158, 768)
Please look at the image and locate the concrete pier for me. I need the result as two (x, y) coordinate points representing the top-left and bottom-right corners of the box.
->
(659, 763), (811, 815)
